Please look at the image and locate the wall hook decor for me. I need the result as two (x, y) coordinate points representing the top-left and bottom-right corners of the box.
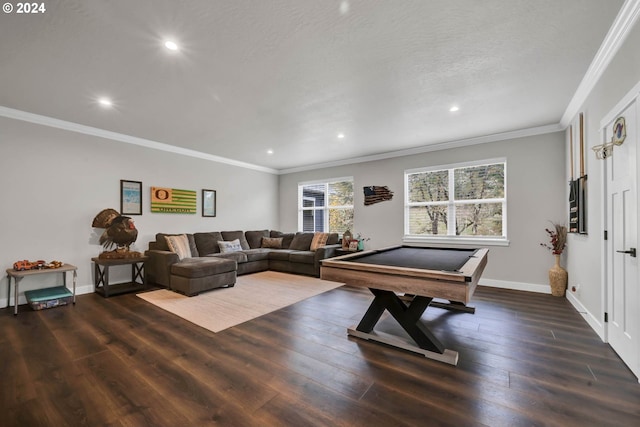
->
(592, 116), (625, 159)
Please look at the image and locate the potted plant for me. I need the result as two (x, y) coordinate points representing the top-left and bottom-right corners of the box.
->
(355, 233), (370, 251)
(540, 222), (568, 296)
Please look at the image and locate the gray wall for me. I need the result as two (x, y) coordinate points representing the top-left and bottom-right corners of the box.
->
(0, 117), (279, 304)
(279, 131), (566, 290)
(565, 18), (640, 336)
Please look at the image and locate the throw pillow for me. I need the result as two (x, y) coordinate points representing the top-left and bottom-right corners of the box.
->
(270, 231), (295, 248)
(261, 237), (283, 249)
(310, 232), (330, 251)
(218, 238), (243, 253)
(245, 230), (269, 249)
(165, 234), (192, 260)
(156, 233), (198, 255)
(220, 231), (250, 250)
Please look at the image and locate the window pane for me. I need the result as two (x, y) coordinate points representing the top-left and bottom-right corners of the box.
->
(408, 206), (448, 235)
(302, 209), (325, 232)
(302, 210), (315, 232)
(455, 203), (502, 236)
(329, 181), (354, 206)
(408, 170), (448, 203)
(302, 184), (325, 207)
(455, 164), (504, 200)
(329, 208), (354, 234)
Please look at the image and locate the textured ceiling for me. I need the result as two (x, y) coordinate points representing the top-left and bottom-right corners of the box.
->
(0, 0), (624, 171)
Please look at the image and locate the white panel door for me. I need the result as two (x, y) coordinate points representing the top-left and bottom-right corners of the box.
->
(605, 100), (639, 379)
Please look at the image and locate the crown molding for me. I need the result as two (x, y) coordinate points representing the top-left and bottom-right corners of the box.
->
(560, 0), (640, 127)
(1, 104), (562, 176)
(0, 106), (279, 175)
(277, 123), (563, 175)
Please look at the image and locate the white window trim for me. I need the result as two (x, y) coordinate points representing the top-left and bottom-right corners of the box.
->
(404, 158), (508, 246)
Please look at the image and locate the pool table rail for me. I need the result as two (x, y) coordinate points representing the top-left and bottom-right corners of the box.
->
(321, 246), (489, 305)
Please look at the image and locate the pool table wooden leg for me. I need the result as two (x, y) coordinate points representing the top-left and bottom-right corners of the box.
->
(355, 288), (444, 354)
(355, 293), (387, 333)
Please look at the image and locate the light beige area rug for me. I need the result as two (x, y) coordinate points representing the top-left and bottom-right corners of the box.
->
(137, 271), (343, 333)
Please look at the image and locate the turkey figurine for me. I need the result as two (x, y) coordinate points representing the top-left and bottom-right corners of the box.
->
(99, 216), (138, 251)
(92, 208), (139, 253)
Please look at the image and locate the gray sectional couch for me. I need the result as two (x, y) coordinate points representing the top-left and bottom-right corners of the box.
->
(145, 230), (340, 296)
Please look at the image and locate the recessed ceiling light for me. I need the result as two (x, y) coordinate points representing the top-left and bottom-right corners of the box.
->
(164, 40), (179, 51)
(337, 133), (345, 139)
(98, 98), (113, 107)
(339, 1), (350, 15)
(267, 149), (274, 155)
(449, 106), (460, 112)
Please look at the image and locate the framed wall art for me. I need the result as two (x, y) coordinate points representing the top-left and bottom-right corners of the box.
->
(120, 180), (142, 215)
(150, 187), (197, 214)
(202, 189), (216, 217)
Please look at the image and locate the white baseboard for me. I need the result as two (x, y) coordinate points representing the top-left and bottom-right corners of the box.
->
(566, 290), (605, 340)
(479, 278), (551, 294)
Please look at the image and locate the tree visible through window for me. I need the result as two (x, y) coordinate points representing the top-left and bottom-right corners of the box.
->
(405, 161), (506, 238)
(299, 178), (354, 234)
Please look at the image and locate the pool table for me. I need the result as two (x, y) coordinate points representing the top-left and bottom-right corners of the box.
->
(321, 245), (489, 365)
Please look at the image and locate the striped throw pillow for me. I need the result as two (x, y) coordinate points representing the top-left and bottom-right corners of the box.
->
(165, 234), (192, 260)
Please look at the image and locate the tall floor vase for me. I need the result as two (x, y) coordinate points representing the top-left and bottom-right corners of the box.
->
(549, 254), (568, 297)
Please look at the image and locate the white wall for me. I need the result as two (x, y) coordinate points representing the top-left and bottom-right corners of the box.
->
(0, 117), (279, 306)
(279, 132), (566, 290)
(565, 19), (640, 337)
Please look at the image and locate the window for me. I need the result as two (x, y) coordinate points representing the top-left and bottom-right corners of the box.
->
(405, 159), (506, 240)
(298, 178), (354, 234)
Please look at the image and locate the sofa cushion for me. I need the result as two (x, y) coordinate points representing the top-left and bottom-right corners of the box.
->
(218, 239), (243, 253)
(268, 249), (296, 261)
(171, 257), (236, 278)
(221, 231), (250, 250)
(289, 251), (315, 265)
(310, 232), (330, 251)
(327, 233), (339, 245)
(194, 232), (223, 255)
(270, 231), (295, 249)
(242, 248), (271, 262)
(245, 230), (269, 249)
(165, 234), (192, 260)
(155, 233), (198, 257)
(261, 237), (283, 249)
(208, 252), (248, 263)
(289, 232), (314, 251)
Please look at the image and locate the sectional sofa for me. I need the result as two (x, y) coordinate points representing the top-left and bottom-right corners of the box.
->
(145, 230), (340, 296)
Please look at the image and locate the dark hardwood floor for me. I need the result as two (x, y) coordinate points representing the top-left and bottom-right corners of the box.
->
(1, 282), (639, 426)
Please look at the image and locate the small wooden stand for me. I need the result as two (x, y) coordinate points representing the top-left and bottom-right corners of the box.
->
(92, 256), (147, 297)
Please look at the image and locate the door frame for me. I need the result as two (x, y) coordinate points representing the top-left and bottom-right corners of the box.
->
(599, 80), (640, 378)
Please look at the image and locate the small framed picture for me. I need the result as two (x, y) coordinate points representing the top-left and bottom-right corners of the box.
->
(202, 189), (216, 217)
(348, 240), (359, 251)
(120, 180), (142, 215)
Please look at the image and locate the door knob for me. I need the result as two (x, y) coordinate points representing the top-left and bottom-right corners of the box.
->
(616, 248), (637, 257)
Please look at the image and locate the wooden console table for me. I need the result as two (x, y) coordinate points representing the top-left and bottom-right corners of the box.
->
(92, 256), (147, 297)
(6, 264), (77, 315)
